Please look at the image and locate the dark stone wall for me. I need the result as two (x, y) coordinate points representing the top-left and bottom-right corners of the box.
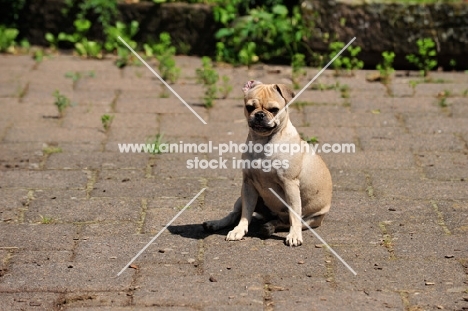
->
(304, 0), (468, 69)
(17, 0), (217, 56)
(8, 0), (468, 69)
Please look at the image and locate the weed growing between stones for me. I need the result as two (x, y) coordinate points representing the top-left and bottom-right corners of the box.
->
(196, 57), (219, 108)
(291, 53), (307, 90)
(146, 133), (167, 155)
(65, 71), (95, 89)
(377, 51), (395, 84)
(53, 90), (71, 118)
(39, 215), (55, 224)
(329, 41), (363, 76)
(218, 75), (233, 99)
(101, 114), (114, 132)
(145, 33), (180, 84)
(406, 38), (437, 77)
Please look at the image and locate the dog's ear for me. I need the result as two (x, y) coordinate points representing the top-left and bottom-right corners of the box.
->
(242, 80), (263, 95)
(274, 84), (295, 103)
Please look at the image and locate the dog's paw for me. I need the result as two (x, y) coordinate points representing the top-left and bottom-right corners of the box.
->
(226, 226), (247, 241)
(202, 220), (219, 233)
(285, 231), (303, 247)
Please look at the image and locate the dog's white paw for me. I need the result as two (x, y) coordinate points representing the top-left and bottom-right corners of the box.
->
(226, 226), (247, 241)
(285, 230), (303, 247)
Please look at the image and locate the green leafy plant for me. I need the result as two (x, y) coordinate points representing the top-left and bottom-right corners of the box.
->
(105, 21), (139, 68)
(376, 51), (395, 83)
(215, 4), (313, 65)
(33, 49), (44, 63)
(58, 19), (91, 44)
(63, 0), (118, 32)
(145, 33), (180, 83)
(196, 56), (219, 108)
(329, 42), (363, 76)
(53, 90), (71, 118)
(75, 39), (103, 58)
(300, 133), (319, 144)
(291, 53), (306, 90)
(56, 19), (103, 58)
(101, 114), (114, 132)
(406, 38), (437, 77)
(45, 33), (59, 50)
(218, 75), (232, 99)
(238, 41), (258, 67)
(0, 26), (19, 53)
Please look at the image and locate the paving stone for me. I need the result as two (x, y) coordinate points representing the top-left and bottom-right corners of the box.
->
(204, 234), (326, 278)
(204, 179), (242, 211)
(435, 200), (468, 235)
(91, 172), (202, 198)
(0, 188), (29, 222)
(0, 223), (77, 251)
(415, 152), (468, 181)
(0, 259), (134, 292)
(373, 179), (468, 200)
(133, 275), (264, 309)
(0, 292), (61, 311)
(0, 170), (88, 189)
(405, 115), (468, 134)
(350, 97), (440, 114)
(58, 291), (131, 309)
(330, 169), (367, 191)
(414, 83), (468, 98)
(305, 111), (399, 128)
(71, 90), (116, 106)
(269, 277), (403, 311)
(0, 142), (44, 170)
(450, 97), (468, 116)
(322, 150), (414, 170)
(357, 128), (465, 152)
(62, 105), (113, 129)
(4, 127), (106, 143)
(159, 113), (211, 137)
(26, 197), (142, 223)
(389, 81), (414, 97)
(45, 152), (148, 170)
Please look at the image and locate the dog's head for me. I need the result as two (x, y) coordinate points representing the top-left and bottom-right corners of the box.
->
(242, 80), (295, 136)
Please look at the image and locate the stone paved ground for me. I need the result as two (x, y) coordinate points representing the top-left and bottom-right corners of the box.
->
(0, 54), (467, 311)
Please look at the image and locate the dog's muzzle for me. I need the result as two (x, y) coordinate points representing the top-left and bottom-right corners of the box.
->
(249, 112), (276, 133)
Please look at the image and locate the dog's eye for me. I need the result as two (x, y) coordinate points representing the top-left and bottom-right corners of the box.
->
(268, 108), (280, 114)
(246, 105), (255, 113)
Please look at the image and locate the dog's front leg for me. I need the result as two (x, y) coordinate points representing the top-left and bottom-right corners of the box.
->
(226, 181), (258, 241)
(283, 180), (303, 246)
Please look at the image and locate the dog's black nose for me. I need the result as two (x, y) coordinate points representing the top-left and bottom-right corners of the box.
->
(255, 111), (265, 120)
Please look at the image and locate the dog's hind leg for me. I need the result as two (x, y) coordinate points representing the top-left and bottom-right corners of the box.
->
(302, 213), (326, 229)
(202, 197), (241, 232)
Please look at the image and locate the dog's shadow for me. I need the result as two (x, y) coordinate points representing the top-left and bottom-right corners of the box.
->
(167, 221), (285, 241)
